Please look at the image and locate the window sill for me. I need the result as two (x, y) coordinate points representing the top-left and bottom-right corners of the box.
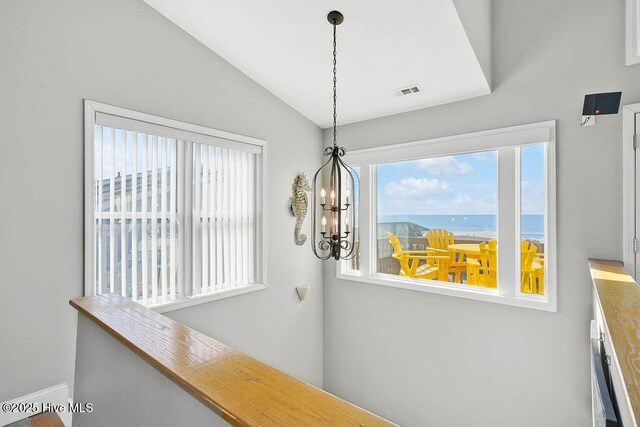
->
(337, 271), (555, 312)
(148, 283), (267, 314)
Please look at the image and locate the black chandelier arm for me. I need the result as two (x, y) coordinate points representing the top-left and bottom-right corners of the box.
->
(318, 240), (332, 251)
(319, 204), (348, 211)
(337, 158), (359, 197)
(314, 156), (333, 179)
(317, 233), (350, 241)
(341, 243), (359, 260)
(337, 155), (357, 174)
(311, 236), (333, 260)
(337, 155), (358, 179)
(320, 204), (342, 212)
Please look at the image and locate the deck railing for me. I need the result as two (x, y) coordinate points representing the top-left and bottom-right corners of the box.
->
(351, 235), (545, 276)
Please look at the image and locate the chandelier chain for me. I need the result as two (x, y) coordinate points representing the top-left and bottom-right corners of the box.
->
(332, 20), (337, 147)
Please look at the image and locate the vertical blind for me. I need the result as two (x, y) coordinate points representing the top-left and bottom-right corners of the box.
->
(92, 122), (260, 307)
(191, 142), (257, 297)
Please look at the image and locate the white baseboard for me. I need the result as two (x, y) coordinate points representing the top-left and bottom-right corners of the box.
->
(0, 384), (71, 427)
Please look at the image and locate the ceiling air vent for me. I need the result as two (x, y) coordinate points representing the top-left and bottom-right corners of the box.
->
(394, 85), (422, 97)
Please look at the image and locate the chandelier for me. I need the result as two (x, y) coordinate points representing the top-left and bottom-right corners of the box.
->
(311, 11), (359, 261)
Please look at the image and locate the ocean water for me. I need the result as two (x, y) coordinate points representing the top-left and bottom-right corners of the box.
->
(379, 214), (544, 241)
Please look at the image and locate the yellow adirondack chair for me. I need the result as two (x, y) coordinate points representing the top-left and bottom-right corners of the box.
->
(425, 228), (466, 283)
(520, 241), (545, 295)
(466, 240), (544, 293)
(521, 241), (538, 294)
(388, 232), (450, 281)
(536, 266), (545, 295)
(466, 240), (497, 288)
(536, 251), (545, 294)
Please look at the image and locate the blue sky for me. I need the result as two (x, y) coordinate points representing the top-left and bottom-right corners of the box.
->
(375, 145), (544, 216)
(97, 128), (174, 180)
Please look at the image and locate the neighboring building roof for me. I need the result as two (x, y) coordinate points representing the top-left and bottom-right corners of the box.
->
(377, 221), (429, 238)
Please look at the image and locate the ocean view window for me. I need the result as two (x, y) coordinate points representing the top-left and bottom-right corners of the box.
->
(84, 101), (267, 311)
(338, 121), (556, 311)
(520, 144), (546, 296)
(376, 151), (498, 287)
(349, 166), (361, 272)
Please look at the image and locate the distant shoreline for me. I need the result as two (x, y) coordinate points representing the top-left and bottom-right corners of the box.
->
(452, 231), (544, 243)
(379, 214), (545, 241)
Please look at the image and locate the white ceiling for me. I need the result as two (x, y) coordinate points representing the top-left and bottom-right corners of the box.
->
(143, 0), (491, 128)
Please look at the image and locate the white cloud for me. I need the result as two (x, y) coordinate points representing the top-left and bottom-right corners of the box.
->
(385, 178), (451, 198)
(417, 156), (473, 175)
(455, 194), (472, 205)
(379, 193), (497, 216)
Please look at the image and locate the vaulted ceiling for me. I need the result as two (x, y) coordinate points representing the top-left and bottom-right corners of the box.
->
(143, 0), (492, 128)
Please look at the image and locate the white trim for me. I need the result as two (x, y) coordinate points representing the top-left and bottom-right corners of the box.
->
(343, 120), (555, 165)
(357, 165), (374, 276)
(337, 271), (553, 312)
(0, 384), (71, 427)
(96, 112), (262, 155)
(87, 100), (265, 147)
(152, 283), (266, 314)
(626, 0), (640, 66)
(497, 147), (517, 298)
(339, 120), (557, 312)
(623, 103), (640, 279)
(545, 125), (558, 312)
(258, 144), (268, 285)
(83, 103), (96, 299)
(83, 100), (267, 305)
(513, 147), (523, 299)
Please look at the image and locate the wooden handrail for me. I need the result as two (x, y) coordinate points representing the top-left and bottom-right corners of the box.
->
(590, 259), (640, 425)
(70, 294), (395, 427)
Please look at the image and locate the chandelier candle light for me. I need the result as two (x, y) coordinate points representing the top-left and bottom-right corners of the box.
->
(311, 11), (359, 261)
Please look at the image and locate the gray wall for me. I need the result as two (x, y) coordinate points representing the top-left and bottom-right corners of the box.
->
(323, 0), (640, 425)
(73, 315), (229, 427)
(0, 0), (323, 403)
(452, 0), (492, 89)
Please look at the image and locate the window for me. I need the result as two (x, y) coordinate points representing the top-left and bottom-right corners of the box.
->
(626, 0), (640, 65)
(348, 166), (361, 272)
(339, 121), (556, 311)
(84, 101), (266, 311)
(520, 145), (545, 297)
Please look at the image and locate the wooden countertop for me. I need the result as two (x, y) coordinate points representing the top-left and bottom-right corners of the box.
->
(70, 294), (395, 427)
(589, 259), (640, 424)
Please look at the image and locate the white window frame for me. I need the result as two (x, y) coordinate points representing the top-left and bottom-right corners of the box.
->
(84, 100), (268, 313)
(338, 120), (557, 312)
(627, 0), (640, 66)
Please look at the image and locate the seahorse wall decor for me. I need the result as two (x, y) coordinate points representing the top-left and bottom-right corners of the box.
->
(290, 173), (311, 246)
